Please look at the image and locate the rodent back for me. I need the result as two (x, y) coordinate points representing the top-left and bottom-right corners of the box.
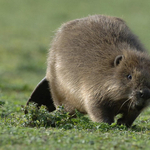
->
(48, 15), (146, 81)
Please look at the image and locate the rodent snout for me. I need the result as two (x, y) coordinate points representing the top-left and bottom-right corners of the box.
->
(132, 89), (150, 110)
(139, 89), (150, 100)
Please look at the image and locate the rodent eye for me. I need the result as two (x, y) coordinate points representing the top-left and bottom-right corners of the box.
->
(127, 74), (132, 80)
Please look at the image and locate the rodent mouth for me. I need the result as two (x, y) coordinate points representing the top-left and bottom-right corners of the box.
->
(129, 89), (150, 110)
(116, 96), (147, 114)
(135, 105), (144, 111)
(135, 98), (150, 111)
(118, 95), (143, 112)
(130, 97), (149, 111)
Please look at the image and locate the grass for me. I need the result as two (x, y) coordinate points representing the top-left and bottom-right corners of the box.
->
(1, 0), (150, 149)
(1, 102), (150, 150)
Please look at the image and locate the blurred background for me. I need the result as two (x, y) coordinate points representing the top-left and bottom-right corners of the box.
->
(0, 0), (150, 105)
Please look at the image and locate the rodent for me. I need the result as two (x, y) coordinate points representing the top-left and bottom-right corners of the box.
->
(26, 15), (150, 127)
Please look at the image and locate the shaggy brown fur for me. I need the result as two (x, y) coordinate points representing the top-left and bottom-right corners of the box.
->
(27, 15), (150, 127)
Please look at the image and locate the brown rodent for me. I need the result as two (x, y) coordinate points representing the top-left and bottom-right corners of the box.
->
(26, 15), (150, 127)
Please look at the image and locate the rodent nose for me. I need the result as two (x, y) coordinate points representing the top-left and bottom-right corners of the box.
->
(139, 89), (150, 100)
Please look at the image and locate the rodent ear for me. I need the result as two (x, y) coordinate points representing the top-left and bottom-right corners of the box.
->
(114, 55), (124, 67)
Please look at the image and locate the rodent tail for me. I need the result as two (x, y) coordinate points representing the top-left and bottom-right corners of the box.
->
(25, 77), (56, 113)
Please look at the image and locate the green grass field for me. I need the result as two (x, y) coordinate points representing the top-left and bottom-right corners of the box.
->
(1, 0), (150, 149)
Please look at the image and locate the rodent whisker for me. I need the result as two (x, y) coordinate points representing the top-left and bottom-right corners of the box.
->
(117, 98), (131, 114)
(128, 100), (133, 113)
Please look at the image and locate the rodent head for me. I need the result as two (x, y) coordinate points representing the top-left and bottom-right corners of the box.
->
(110, 50), (150, 112)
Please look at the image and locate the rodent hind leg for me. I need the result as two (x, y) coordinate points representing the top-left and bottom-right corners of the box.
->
(87, 106), (115, 125)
